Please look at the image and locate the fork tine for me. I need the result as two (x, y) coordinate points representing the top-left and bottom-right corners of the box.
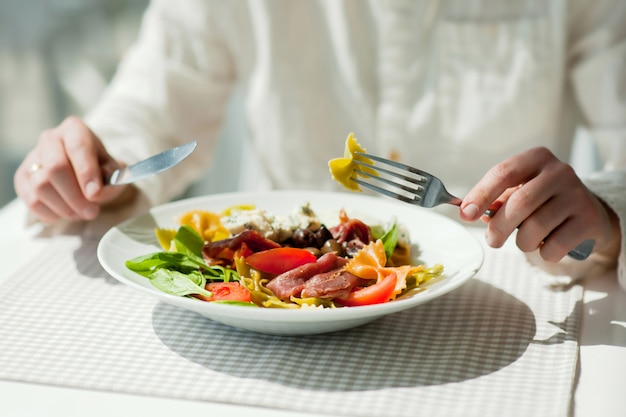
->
(352, 160), (427, 187)
(351, 177), (421, 205)
(353, 167), (425, 196)
(350, 156), (427, 205)
(355, 152), (433, 180)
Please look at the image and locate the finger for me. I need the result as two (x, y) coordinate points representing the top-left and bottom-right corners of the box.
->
(514, 195), (569, 253)
(14, 147), (77, 222)
(29, 176), (79, 222)
(537, 183), (610, 261)
(59, 116), (113, 201)
(485, 177), (557, 248)
(61, 118), (128, 206)
(481, 186), (519, 222)
(460, 147), (553, 222)
(539, 216), (590, 262)
(14, 152), (59, 223)
(35, 126), (100, 220)
(37, 125), (98, 220)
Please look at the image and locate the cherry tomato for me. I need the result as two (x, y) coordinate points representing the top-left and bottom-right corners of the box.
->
(336, 272), (397, 307)
(195, 282), (252, 302)
(245, 247), (317, 275)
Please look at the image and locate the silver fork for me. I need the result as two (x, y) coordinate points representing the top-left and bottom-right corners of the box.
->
(352, 152), (594, 261)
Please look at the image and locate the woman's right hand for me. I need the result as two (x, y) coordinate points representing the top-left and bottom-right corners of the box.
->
(459, 147), (620, 263)
(14, 116), (134, 223)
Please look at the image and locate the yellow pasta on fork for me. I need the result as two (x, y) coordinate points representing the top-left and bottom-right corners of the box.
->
(328, 133), (378, 191)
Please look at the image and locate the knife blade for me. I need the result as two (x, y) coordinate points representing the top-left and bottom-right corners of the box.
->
(105, 141), (198, 186)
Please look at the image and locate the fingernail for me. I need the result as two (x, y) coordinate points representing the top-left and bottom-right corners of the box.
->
(85, 181), (99, 198)
(462, 203), (480, 219)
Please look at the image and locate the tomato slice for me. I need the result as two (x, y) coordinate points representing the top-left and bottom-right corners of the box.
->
(336, 272), (397, 307)
(195, 282), (252, 302)
(245, 247), (317, 275)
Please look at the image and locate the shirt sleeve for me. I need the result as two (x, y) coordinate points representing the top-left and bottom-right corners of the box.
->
(566, 1), (626, 290)
(85, 0), (236, 206)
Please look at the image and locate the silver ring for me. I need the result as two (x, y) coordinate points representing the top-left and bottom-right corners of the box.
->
(30, 163), (44, 173)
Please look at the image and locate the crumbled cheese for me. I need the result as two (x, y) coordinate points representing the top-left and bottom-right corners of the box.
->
(397, 223), (410, 247)
(288, 203), (321, 231)
(220, 203), (322, 242)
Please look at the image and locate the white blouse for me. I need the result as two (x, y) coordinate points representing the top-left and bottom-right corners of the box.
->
(86, 0), (626, 288)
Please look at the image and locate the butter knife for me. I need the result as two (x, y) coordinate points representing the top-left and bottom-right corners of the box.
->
(105, 141), (197, 186)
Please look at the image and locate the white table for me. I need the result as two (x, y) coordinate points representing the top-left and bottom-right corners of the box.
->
(0, 198), (624, 417)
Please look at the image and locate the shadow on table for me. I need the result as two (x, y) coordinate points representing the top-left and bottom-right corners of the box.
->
(153, 279), (538, 391)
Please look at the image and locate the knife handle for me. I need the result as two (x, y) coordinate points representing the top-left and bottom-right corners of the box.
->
(566, 239), (595, 261)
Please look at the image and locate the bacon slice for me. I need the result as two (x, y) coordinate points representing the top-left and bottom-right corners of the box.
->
(329, 209), (372, 256)
(330, 218), (371, 244)
(266, 252), (347, 300)
(300, 269), (364, 299)
(202, 230), (280, 266)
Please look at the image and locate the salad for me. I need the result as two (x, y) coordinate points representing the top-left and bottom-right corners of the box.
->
(125, 203), (443, 308)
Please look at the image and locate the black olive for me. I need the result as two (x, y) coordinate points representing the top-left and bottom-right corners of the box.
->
(304, 247), (322, 257)
(314, 225), (334, 247)
(321, 239), (343, 255)
(291, 228), (317, 248)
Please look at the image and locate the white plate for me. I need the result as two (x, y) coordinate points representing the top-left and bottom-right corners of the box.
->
(97, 190), (483, 335)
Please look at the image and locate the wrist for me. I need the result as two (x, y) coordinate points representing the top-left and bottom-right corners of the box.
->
(595, 199), (621, 261)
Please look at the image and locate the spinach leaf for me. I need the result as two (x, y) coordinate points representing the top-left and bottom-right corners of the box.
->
(380, 223), (399, 258)
(148, 269), (212, 297)
(126, 249), (240, 289)
(369, 224), (386, 240)
(174, 225), (205, 261)
(126, 224), (243, 298)
(204, 264), (239, 282)
(125, 252), (200, 277)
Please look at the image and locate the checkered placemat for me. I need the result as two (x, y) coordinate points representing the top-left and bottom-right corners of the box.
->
(0, 234), (582, 417)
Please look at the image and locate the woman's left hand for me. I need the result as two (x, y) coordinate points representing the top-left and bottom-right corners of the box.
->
(459, 147), (620, 262)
